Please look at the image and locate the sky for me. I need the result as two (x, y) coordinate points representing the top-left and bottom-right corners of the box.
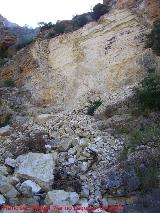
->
(0, 0), (102, 27)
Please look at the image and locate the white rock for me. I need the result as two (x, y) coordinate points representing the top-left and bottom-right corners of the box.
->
(81, 185), (89, 198)
(45, 190), (79, 206)
(19, 183), (32, 197)
(67, 157), (75, 164)
(15, 152), (55, 191)
(69, 192), (79, 205)
(0, 125), (11, 136)
(45, 145), (52, 153)
(21, 180), (41, 194)
(81, 162), (88, 172)
(102, 198), (108, 208)
(0, 194), (6, 205)
(0, 165), (9, 176)
(5, 158), (16, 168)
(36, 114), (53, 122)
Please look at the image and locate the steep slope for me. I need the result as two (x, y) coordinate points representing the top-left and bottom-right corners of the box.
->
(0, 3), (160, 212)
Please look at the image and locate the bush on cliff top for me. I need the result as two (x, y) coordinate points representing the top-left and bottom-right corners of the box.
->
(92, 3), (110, 20)
(40, 3), (110, 38)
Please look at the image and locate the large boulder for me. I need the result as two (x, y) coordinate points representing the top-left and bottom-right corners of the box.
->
(15, 153), (55, 191)
(45, 190), (79, 206)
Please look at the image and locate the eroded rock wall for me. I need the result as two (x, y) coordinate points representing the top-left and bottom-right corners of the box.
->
(1, 8), (158, 111)
(104, 0), (160, 22)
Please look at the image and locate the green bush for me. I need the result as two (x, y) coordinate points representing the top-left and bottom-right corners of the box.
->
(39, 22), (54, 31)
(0, 114), (11, 128)
(54, 21), (67, 34)
(0, 46), (8, 59)
(72, 14), (88, 28)
(87, 100), (102, 116)
(135, 73), (160, 111)
(0, 58), (7, 67)
(46, 31), (56, 39)
(92, 3), (109, 21)
(119, 124), (160, 161)
(15, 37), (33, 51)
(136, 160), (160, 193)
(145, 21), (160, 56)
(4, 79), (15, 87)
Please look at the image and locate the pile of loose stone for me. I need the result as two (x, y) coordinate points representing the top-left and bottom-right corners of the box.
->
(0, 109), (125, 211)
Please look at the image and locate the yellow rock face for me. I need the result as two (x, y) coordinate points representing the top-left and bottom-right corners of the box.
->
(0, 9), (152, 109)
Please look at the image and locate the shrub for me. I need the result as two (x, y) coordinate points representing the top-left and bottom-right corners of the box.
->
(136, 160), (160, 193)
(119, 124), (160, 161)
(39, 22), (54, 31)
(145, 21), (160, 56)
(92, 3), (109, 21)
(72, 14), (88, 28)
(54, 21), (67, 34)
(87, 99), (102, 116)
(0, 114), (11, 128)
(0, 58), (7, 67)
(135, 73), (160, 111)
(4, 79), (15, 87)
(46, 31), (56, 39)
(14, 37), (33, 51)
(0, 46), (8, 59)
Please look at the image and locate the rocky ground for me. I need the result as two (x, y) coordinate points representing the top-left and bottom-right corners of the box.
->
(0, 86), (160, 213)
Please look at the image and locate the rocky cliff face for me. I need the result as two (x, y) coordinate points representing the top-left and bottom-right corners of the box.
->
(0, 3), (160, 211)
(104, 0), (160, 22)
(1, 8), (158, 111)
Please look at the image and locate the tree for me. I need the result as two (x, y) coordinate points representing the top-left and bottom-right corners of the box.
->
(92, 3), (109, 21)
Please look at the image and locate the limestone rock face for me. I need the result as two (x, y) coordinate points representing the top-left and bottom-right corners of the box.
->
(1, 9), (149, 109)
(15, 153), (55, 191)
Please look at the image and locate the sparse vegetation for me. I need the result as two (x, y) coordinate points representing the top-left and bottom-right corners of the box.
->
(136, 160), (160, 194)
(39, 3), (110, 38)
(14, 37), (33, 51)
(0, 114), (11, 128)
(135, 73), (160, 111)
(0, 46), (8, 59)
(119, 124), (160, 161)
(0, 58), (7, 67)
(38, 22), (54, 31)
(4, 79), (15, 87)
(87, 99), (102, 116)
(145, 21), (160, 56)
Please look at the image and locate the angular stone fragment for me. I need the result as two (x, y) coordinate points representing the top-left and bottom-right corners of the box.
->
(21, 180), (41, 194)
(45, 190), (79, 206)
(15, 152), (55, 191)
(0, 175), (19, 198)
(5, 157), (16, 168)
